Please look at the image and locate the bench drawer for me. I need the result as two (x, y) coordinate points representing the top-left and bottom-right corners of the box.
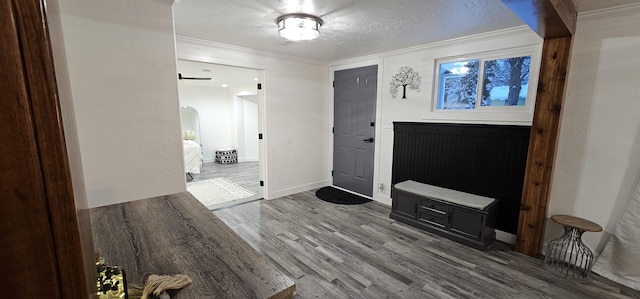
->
(419, 197), (448, 216)
(417, 211), (448, 229)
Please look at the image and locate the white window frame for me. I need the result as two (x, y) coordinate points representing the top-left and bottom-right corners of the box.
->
(431, 45), (542, 114)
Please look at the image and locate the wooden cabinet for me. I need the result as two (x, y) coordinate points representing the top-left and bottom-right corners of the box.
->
(391, 190), (418, 219)
(390, 188), (498, 250)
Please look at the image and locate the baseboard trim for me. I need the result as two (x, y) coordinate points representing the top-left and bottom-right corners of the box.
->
(373, 194), (392, 206)
(496, 230), (517, 244)
(238, 157), (259, 163)
(267, 179), (330, 199)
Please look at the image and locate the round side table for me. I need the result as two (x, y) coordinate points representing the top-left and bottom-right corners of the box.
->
(543, 215), (602, 279)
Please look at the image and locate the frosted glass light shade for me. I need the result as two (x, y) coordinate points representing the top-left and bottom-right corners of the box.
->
(276, 14), (323, 41)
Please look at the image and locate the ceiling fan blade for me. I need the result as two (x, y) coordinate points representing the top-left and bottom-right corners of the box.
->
(178, 73), (212, 80)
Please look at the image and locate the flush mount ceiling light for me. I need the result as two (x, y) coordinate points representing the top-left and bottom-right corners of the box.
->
(276, 13), (323, 41)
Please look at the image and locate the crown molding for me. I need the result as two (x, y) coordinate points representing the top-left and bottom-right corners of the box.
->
(331, 25), (538, 66)
(143, 0), (181, 7)
(176, 36), (326, 66)
(578, 3), (640, 21)
(178, 25), (537, 68)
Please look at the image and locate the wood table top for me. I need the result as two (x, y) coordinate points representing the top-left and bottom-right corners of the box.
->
(551, 214), (603, 232)
(90, 192), (295, 298)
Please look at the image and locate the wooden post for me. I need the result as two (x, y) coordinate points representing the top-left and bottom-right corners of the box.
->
(501, 0), (576, 256)
(516, 37), (573, 256)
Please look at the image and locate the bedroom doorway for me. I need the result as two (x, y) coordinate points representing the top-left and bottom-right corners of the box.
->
(177, 60), (263, 209)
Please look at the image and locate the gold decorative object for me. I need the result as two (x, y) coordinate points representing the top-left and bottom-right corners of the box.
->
(96, 253), (128, 298)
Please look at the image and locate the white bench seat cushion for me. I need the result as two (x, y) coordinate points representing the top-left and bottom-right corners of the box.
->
(394, 180), (495, 210)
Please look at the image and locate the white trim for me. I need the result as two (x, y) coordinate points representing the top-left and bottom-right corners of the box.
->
(176, 36), (325, 66)
(430, 44), (542, 116)
(496, 230), (517, 245)
(142, 0), (180, 6)
(238, 157), (259, 163)
(373, 194), (392, 206)
(418, 118), (532, 126)
(269, 179), (330, 199)
(256, 70), (267, 201)
(578, 3), (640, 21)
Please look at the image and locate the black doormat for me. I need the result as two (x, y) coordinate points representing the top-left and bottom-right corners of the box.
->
(315, 186), (372, 205)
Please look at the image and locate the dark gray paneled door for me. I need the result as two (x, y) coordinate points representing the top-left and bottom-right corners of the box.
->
(333, 65), (377, 197)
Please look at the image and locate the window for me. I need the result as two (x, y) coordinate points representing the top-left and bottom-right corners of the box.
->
(434, 51), (535, 111)
(437, 60), (480, 109)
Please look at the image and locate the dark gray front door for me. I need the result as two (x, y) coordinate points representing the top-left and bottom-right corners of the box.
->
(333, 65), (377, 197)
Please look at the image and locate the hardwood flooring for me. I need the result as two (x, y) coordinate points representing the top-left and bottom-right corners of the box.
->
(90, 192), (295, 298)
(214, 190), (640, 299)
(188, 161), (261, 208)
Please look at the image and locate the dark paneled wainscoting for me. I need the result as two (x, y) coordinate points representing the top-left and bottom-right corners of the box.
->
(392, 122), (530, 234)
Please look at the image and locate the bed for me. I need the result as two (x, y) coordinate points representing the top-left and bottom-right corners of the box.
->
(183, 140), (203, 174)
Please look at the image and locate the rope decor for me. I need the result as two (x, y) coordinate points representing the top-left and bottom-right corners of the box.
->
(128, 274), (192, 299)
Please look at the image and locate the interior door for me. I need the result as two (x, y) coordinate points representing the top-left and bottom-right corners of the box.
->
(333, 65), (377, 196)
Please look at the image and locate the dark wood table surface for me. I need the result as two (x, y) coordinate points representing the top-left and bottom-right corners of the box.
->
(551, 214), (603, 232)
(90, 192), (295, 298)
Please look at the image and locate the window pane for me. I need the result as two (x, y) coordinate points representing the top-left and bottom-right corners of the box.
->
(481, 56), (531, 106)
(437, 60), (479, 110)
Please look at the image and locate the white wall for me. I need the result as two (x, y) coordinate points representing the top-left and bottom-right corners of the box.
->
(330, 26), (543, 208)
(47, 0), (97, 291)
(177, 84), (259, 163)
(177, 38), (329, 199)
(547, 5), (640, 252)
(178, 84), (233, 162)
(56, 0), (184, 208)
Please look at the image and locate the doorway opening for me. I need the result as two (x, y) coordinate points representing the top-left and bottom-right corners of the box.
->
(177, 59), (263, 209)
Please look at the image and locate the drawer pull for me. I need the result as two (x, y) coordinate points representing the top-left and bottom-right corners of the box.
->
(425, 206), (446, 215)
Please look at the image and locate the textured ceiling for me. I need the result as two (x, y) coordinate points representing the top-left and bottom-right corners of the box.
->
(174, 0), (640, 63)
(174, 0), (525, 62)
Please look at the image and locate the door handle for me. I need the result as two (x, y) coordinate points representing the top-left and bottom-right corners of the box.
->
(363, 137), (374, 143)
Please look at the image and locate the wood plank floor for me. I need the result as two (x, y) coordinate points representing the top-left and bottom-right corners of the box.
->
(90, 192), (295, 298)
(214, 190), (640, 299)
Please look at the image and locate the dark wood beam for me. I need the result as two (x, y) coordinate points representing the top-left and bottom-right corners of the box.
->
(502, 0), (577, 257)
(502, 0), (577, 38)
(516, 36), (572, 257)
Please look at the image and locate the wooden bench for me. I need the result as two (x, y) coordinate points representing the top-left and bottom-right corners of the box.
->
(391, 180), (498, 250)
(90, 192), (295, 298)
